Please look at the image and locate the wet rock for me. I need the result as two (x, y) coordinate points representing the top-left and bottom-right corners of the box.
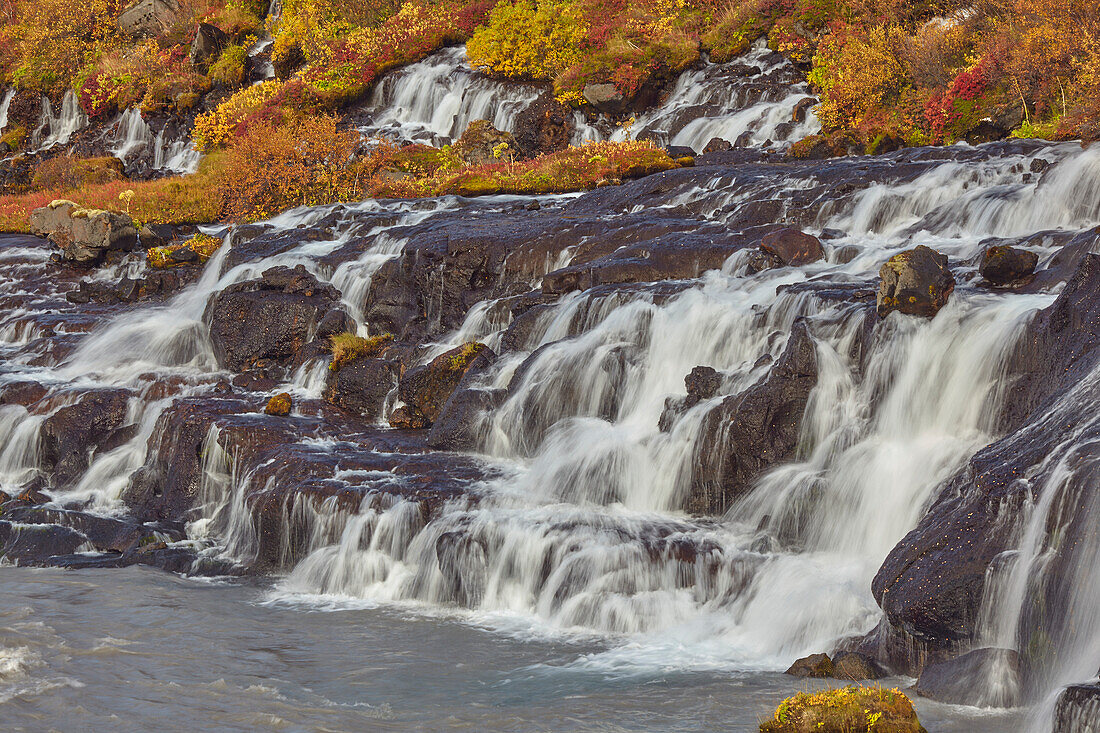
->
(1054, 684), (1100, 732)
(66, 276), (143, 305)
(703, 137), (732, 153)
(316, 308), (355, 341)
(264, 393), (292, 416)
(1002, 253), (1100, 431)
(452, 120), (516, 166)
(876, 245), (955, 318)
(791, 97), (817, 123)
(427, 387), (506, 451)
(688, 321), (817, 514)
(123, 396), (251, 523)
(205, 265), (341, 372)
(979, 245), (1038, 286)
(398, 343), (496, 426)
(832, 651), (888, 681)
(0, 380), (47, 407)
(914, 648), (1019, 707)
(1, 506), (151, 553)
(659, 365), (722, 431)
(760, 228), (824, 267)
(513, 93), (573, 158)
(39, 389), (133, 487)
(389, 405), (431, 429)
(786, 653), (834, 678)
(323, 358), (396, 421)
(117, 0), (181, 37)
(190, 22), (229, 66)
(0, 521), (88, 565)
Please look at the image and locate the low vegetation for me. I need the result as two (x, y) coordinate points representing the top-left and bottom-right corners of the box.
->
(760, 685), (926, 733)
(329, 332), (394, 371)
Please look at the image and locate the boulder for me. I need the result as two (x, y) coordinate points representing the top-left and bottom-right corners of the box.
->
(688, 321), (817, 514)
(980, 245), (1039, 286)
(264, 393), (292, 416)
(323, 358), (396, 421)
(31, 202), (138, 266)
(582, 83), (625, 115)
(0, 521), (88, 565)
(190, 22), (229, 66)
(760, 228), (825, 267)
(0, 380), (47, 407)
(1054, 684), (1100, 732)
(659, 365), (722, 431)
(452, 120), (516, 166)
(703, 137), (732, 154)
(913, 648), (1020, 707)
(877, 245), (955, 318)
(427, 387), (506, 451)
(832, 651), (888, 681)
(397, 342), (496, 427)
(204, 265), (341, 373)
(29, 199), (78, 236)
(760, 685), (925, 733)
(785, 653), (834, 678)
(117, 0), (181, 37)
(39, 389), (133, 487)
(388, 405), (431, 429)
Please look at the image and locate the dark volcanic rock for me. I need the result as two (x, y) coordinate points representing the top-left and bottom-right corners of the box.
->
(427, 387), (506, 451)
(205, 265), (341, 373)
(980, 245), (1038, 286)
(39, 389), (133, 487)
(0, 521), (88, 565)
(190, 22), (229, 66)
(688, 320), (817, 514)
(786, 653), (834, 678)
(872, 255), (1100, 673)
(323, 358), (396, 421)
(914, 648), (1020, 707)
(832, 651), (888, 681)
(877, 245), (955, 318)
(452, 120), (516, 166)
(1054, 684), (1100, 732)
(760, 228), (824, 266)
(398, 343), (496, 426)
(513, 93), (573, 158)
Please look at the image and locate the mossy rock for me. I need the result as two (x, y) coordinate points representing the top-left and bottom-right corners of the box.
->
(263, 392), (292, 416)
(760, 686), (926, 733)
(328, 332), (394, 371)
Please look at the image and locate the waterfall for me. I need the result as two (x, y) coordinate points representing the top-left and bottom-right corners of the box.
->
(152, 127), (202, 173)
(32, 90), (88, 150)
(0, 88), (14, 136)
(575, 43), (820, 151)
(357, 47), (543, 144)
(109, 107), (153, 162)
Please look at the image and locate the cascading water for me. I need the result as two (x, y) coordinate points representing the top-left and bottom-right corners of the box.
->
(109, 107), (153, 162)
(31, 90), (88, 150)
(0, 88), (14, 136)
(574, 43), (820, 150)
(3, 40), (1100, 730)
(356, 47), (543, 144)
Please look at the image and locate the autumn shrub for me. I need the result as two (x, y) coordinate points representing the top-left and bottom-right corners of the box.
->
(193, 80), (283, 151)
(31, 156), (125, 191)
(759, 685), (924, 733)
(9, 0), (124, 95)
(216, 114), (386, 220)
(209, 44), (250, 88)
(77, 41), (209, 118)
(466, 0), (587, 80)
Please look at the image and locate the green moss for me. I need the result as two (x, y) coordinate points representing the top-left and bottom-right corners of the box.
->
(209, 45), (250, 89)
(329, 332), (394, 371)
(760, 685), (926, 733)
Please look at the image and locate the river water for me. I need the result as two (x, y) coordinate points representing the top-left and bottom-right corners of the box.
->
(0, 566), (1021, 732)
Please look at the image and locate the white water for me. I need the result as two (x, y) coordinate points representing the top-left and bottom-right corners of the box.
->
(575, 43), (820, 151)
(358, 47), (542, 145)
(107, 107), (202, 173)
(0, 88), (14, 136)
(32, 90), (88, 150)
(109, 108), (152, 162)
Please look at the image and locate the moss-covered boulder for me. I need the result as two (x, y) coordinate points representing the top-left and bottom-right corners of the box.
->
(876, 245), (955, 319)
(786, 653), (834, 678)
(979, 245), (1038, 286)
(395, 342), (496, 428)
(452, 120), (516, 167)
(263, 393), (292, 416)
(760, 686), (926, 733)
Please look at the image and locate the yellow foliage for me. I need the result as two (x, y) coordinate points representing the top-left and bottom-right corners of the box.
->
(193, 81), (283, 151)
(467, 0), (588, 80)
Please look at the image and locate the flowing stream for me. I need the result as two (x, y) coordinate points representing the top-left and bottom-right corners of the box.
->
(0, 45), (1099, 732)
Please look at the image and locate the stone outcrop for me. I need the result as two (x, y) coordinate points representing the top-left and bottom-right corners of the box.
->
(980, 245), (1038, 286)
(204, 265), (342, 373)
(117, 0), (181, 37)
(688, 320), (817, 514)
(30, 200), (138, 266)
(39, 389), (134, 487)
(395, 342), (496, 428)
(452, 120), (516, 166)
(190, 22), (229, 66)
(913, 648), (1020, 707)
(877, 245), (955, 318)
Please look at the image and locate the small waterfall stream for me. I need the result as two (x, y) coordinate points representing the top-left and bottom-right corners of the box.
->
(0, 88), (14, 136)
(32, 90), (88, 150)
